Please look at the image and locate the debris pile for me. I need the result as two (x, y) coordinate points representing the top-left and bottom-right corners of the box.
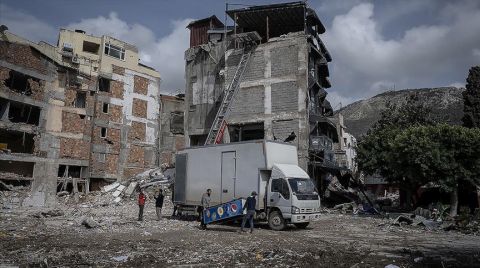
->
(386, 203), (480, 235)
(94, 166), (175, 205)
(0, 180), (32, 210)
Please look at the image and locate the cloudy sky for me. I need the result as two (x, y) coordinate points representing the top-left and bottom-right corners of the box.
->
(1, 0), (479, 108)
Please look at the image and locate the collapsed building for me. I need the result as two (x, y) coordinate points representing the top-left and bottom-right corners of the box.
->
(0, 29), (161, 206)
(183, 2), (342, 194)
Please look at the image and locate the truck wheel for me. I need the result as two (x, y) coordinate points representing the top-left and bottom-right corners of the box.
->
(294, 222), (310, 229)
(268, 211), (286, 231)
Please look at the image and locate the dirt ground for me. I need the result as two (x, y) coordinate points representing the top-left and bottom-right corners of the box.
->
(1, 197), (480, 268)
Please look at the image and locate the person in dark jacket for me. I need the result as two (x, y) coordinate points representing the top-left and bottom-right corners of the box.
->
(138, 190), (146, 221)
(154, 189), (165, 220)
(241, 191), (257, 233)
(199, 189), (212, 229)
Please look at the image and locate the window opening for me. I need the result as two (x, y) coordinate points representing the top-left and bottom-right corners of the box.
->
(102, 103), (109, 113)
(101, 127), (107, 138)
(104, 43), (125, 60)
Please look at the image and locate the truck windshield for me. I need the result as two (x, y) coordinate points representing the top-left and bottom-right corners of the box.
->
(288, 178), (317, 194)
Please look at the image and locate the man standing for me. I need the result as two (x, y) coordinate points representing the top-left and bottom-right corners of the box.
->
(138, 189), (146, 221)
(241, 191), (257, 233)
(154, 189), (165, 221)
(199, 189), (212, 229)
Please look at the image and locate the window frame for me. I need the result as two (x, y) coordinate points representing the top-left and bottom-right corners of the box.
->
(271, 178), (290, 200)
(75, 91), (86, 108)
(104, 43), (125, 61)
(102, 102), (109, 114)
(98, 77), (111, 92)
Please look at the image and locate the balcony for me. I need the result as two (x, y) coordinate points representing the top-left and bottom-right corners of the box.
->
(309, 135), (333, 151)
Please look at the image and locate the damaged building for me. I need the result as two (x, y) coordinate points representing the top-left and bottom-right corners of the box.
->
(159, 94), (185, 167)
(184, 2), (341, 194)
(0, 29), (161, 206)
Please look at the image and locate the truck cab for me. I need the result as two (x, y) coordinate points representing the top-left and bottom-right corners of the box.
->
(266, 164), (321, 230)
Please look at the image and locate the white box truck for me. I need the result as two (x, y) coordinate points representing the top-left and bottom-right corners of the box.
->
(174, 140), (321, 230)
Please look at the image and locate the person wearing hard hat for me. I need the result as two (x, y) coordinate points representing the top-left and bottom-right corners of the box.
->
(240, 191), (257, 233)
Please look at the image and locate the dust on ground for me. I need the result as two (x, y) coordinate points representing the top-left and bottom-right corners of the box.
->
(1, 197), (479, 267)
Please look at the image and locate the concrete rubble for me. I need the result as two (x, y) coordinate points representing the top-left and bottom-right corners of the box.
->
(1, 199), (480, 267)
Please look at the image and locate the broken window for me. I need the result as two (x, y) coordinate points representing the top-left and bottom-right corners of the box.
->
(4, 99), (41, 125)
(229, 123), (264, 142)
(0, 98), (8, 120)
(102, 103), (109, 113)
(189, 134), (207, 146)
(104, 43), (125, 60)
(4, 70), (40, 96)
(82, 41), (100, 54)
(0, 129), (35, 154)
(0, 160), (34, 189)
(100, 127), (107, 138)
(57, 165), (82, 178)
(98, 78), (110, 92)
(170, 112), (184, 134)
(57, 165), (88, 193)
(75, 92), (86, 108)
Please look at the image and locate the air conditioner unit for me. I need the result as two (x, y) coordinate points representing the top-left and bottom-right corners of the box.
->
(72, 56), (80, 64)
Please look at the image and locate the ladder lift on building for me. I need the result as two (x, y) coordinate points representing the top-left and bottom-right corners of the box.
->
(204, 32), (261, 145)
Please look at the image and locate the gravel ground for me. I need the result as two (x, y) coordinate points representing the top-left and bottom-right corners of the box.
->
(1, 196), (480, 267)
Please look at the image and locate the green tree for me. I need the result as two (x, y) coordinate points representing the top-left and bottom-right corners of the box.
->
(463, 66), (480, 128)
(391, 125), (480, 216)
(357, 93), (480, 215)
(357, 93), (436, 206)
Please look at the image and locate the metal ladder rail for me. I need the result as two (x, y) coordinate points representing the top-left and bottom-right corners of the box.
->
(204, 49), (253, 145)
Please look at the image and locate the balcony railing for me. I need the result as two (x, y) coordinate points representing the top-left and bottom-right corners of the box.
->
(310, 135), (333, 151)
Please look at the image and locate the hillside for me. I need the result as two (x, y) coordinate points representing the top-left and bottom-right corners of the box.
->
(336, 87), (465, 138)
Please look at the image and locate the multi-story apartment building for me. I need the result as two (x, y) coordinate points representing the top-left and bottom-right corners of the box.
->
(0, 28), (161, 206)
(183, 2), (341, 193)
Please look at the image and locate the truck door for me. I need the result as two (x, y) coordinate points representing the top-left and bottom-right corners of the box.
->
(267, 178), (291, 216)
(221, 151), (236, 203)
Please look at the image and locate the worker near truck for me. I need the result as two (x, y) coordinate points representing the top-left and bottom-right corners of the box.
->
(199, 189), (212, 229)
(240, 191), (257, 233)
(154, 189), (165, 221)
(137, 190), (146, 221)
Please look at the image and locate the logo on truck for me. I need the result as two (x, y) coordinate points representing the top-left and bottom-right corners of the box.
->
(217, 207), (224, 216)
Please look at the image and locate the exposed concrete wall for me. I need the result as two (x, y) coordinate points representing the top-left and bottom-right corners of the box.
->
(184, 33), (309, 169)
(159, 95), (185, 166)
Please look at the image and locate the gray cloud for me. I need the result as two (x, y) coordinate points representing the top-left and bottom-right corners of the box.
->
(322, 1), (480, 108)
(0, 4), (57, 43)
(2, 2), (479, 104)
